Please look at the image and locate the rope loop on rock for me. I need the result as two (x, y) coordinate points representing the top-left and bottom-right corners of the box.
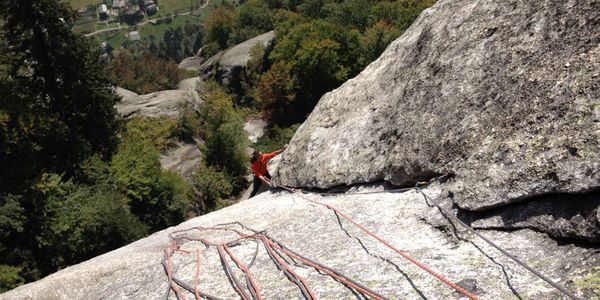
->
(162, 223), (386, 300)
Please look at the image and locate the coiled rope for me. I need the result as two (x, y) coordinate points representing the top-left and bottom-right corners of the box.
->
(162, 222), (387, 299)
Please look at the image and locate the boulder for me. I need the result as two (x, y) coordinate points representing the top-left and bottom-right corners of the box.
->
(244, 118), (267, 144)
(179, 47), (205, 72)
(159, 141), (202, 182)
(114, 86), (138, 101)
(198, 31), (274, 90)
(275, 0), (600, 216)
(176, 77), (201, 91)
(2, 185), (596, 299)
(115, 89), (202, 118)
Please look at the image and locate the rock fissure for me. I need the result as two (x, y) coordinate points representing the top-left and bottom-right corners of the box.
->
(333, 211), (429, 299)
(454, 190), (600, 243)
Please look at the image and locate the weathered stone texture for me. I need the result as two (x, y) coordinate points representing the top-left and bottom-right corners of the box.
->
(115, 89), (202, 118)
(275, 0), (600, 214)
(2, 186), (597, 299)
(198, 31), (274, 90)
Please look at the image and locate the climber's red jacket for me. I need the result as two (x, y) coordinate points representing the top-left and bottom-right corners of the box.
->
(251, 151), (278, 177)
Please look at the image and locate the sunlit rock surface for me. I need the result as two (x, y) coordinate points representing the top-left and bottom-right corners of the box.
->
(2, 185), (596, 299)
(275, 0), (600, 241)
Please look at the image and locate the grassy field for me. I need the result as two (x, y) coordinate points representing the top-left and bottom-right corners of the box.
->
(66, 0), (102, 10)
(157, 0), (204, 14)
(96, 13), (201, 48)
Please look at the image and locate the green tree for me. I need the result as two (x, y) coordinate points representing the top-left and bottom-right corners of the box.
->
(259, 20), (362, 125)
(203, 3), (235, 52)
(362, 20), (397, 62)
(298, 0), (326, 18)
(325, 0), (374, 31)
(111, 138), (162, 203)
(0, 0), (120, 194)
(369, 0), (435, 31)
(34, 174), (147, 273)
(201, 85), (249, 192)
(108, 51), (184, 94)
(123, 117), (180, 152)
(193, 163), (233, 212)
(160, 27), (185, 62)
(257, 62), (294, 124)
(110, 135), (191, 231)
(231, 0), (274, 44)
(0, 265), (24, 292)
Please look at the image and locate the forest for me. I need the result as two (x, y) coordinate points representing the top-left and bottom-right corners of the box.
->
(0, 0), (433, 291)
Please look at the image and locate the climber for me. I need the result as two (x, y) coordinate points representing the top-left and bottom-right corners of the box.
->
(250, 144), (288, 198)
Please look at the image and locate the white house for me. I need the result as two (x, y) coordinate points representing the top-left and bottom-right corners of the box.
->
(99, 4), (108, 19)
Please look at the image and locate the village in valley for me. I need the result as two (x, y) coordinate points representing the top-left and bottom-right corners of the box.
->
(98, 0), (159, 26)
(71, 0), (209, 49)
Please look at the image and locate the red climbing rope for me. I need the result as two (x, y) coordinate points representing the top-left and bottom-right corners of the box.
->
(165, 240), (189, 300)
(194, 250), (201, 300)
(163, 223), (387, 300)
(222, 244), (263, 300)
(259, 235), (317, 299)
(266, 237), (387, 300)
(275, 183), (480, 300)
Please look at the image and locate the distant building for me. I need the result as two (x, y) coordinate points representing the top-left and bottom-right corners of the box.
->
(99, 4), (108, 19)
(121, 7), (142, 25)
(112, 0), (125, 9)
(146, 4), (158, 15)
(126, 31), (141, 41)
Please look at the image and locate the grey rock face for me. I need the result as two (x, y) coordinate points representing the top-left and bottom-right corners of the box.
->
(2, 185), (597, 299)
(198, 31), (274, 90)
(463, 191), (600, 243)
(275, 0), (600, 215)
(159, 141), (202, 182)
(179, 51), (204, 72)
(244, 118), (267, 144)
(114, 86), (138, 101)
(115, 89), (202, 118)
(176, 77), (201, 91)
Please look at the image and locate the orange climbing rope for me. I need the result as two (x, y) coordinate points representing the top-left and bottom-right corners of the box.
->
(274, 183), (481, 300)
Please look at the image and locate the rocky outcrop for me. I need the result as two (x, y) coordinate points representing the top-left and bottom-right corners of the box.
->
(198, 31), (274, 91)
(114, 86), (138, 101)
(179, 48), (205, 72)
(176, 77), (201, 91)
(115, 89), (202, 118)
(2, 185), (597, 299)
(275, 0), (600, 229)
(244, 118), (267, 144)
(463, 191), (600, 242)
(159, 141), (203, 182)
